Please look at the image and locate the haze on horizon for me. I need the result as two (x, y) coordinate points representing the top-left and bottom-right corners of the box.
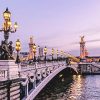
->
(0, 0), (100, 56)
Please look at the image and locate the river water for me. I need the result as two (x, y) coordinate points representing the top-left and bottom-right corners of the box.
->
(35, 75), (100, 100)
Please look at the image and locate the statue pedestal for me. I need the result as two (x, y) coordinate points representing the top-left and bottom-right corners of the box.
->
(0, 60), (19, 80)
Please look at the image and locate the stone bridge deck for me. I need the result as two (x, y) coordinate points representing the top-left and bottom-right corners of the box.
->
(19, 61), (78, 100)
(0, 60), (78, 100)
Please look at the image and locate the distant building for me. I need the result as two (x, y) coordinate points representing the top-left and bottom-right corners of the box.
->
(77, 56), (100, 62)
(86, 56), (100, 62)
(29, 36), (34, 59)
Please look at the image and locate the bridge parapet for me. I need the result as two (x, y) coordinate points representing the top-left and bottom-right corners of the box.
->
(0, 60), (78, 100)
(78, 62), (100, 74)
(19, 60), (69, 99)
(19, 61), (65, 78)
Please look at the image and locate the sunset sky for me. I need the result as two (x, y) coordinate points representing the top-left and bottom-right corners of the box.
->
(0, 0), (100, 56)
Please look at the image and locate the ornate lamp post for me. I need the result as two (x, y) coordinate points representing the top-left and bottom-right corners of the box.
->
(37, 45), (40, 61)
(56, 49), (59, 60)
(44, 46), (47, 61)
(61, 50), (63, 60)
(33, 43), (36, 62)
(0, 8), (18, 60)
(52, 48), (54, 61)
(15, 39), (21, 64)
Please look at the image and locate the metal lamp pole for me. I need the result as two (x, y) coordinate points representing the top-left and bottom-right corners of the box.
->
(15, 39), (21, 78)
(44, 46), (47, 76)
(61, 50), (63, 61)
(15, 39), (21, 64)
(33, 44), (37, 88)
(44, 46), (47, 62)
(52, 48), (54, 61)
(33, 43), (36, 62)
(56, 49), (59, 61)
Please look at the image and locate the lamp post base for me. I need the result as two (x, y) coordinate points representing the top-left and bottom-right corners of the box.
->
(0, 60), (19, 80)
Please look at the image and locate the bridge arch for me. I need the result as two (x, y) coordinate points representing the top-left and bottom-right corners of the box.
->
(26, 64), (78, 100)
(60, 67), (78, 75)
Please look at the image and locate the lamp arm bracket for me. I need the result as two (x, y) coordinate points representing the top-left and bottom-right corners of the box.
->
(10, 30), (16, 33)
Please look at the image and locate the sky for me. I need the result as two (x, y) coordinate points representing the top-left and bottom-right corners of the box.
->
(0, 0), (100, 56)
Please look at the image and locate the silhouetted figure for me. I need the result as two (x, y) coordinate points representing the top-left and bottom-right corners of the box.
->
(8, 41), (13, 56)
(0, 41), (14, 60)
(0, 41), (8, 60)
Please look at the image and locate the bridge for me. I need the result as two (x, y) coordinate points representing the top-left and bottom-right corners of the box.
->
(20, 60), (78, 100)
(0, 58), (100, 100)
(0, 59), (78, 100)
(0, 8), (100, 100)
(0, 59), (100, 99)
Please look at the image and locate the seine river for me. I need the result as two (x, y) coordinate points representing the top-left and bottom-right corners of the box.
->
(35, 75), (100, 100)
